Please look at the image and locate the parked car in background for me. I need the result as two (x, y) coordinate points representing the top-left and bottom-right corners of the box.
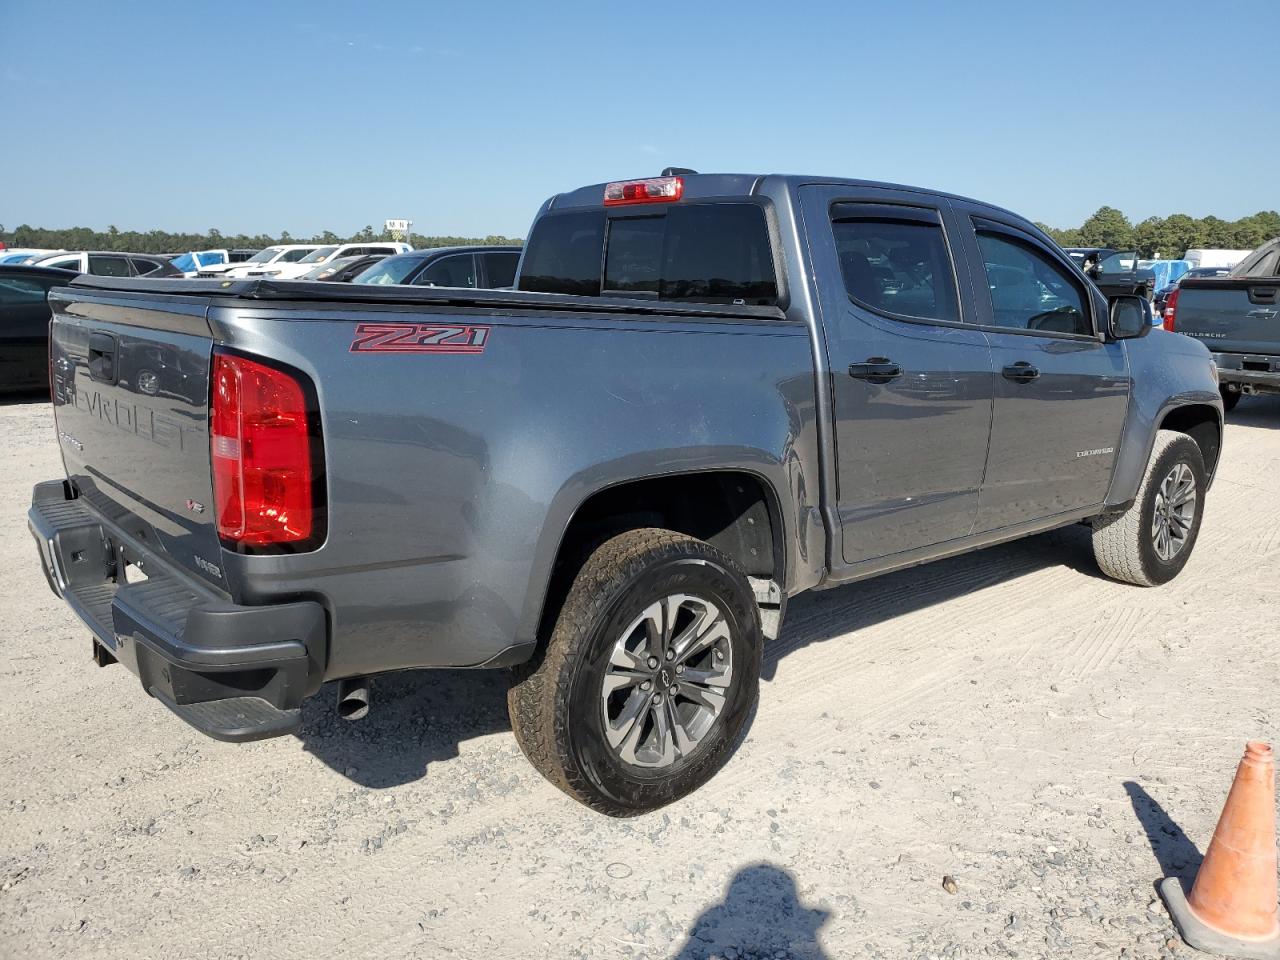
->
(170, 250), (229, 277)
(352, 245), (522, 288)
(1079, 249), (1157, 301)
(1154, 265), (1232, 316)
(266, 243), (411, 280)
(1183, 248), (1253, 270)
(32, 251), (182, 278)
(0, 248), (63, 265)
(1063, 246), (1117, 272)
(195, 248), (264, 276)
(217, 245), (323, 279)
(0, 265), (69, 394)
(29, 171), (1221, 815)
(1164, 237), (1280, 410)
(295, 253), (389, 282)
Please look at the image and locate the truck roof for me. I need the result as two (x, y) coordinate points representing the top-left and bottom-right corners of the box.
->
(545, 172), (1031, 225)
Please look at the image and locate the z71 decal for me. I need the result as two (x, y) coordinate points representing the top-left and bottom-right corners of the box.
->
(349, 322), (490, 355)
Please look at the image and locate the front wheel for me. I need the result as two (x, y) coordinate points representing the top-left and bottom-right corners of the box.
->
(508, 528), (761, 816)
(1091, 430), (1206, 586)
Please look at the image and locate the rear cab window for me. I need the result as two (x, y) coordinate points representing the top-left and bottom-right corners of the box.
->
(519, 202), (778, 305)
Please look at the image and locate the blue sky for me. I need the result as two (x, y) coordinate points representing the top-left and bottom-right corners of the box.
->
(2, 0), (1275, 238)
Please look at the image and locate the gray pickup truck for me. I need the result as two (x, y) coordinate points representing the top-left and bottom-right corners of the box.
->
(1165, 237), (1280, 410)
(29, 172), (1223, 815)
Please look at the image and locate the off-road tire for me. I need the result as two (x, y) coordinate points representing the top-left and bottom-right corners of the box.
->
(1091, 430), (1206, 586)
(508, 528), (761, 816)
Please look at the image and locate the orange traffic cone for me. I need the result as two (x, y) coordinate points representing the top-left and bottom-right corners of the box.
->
(1160, 741), (1280, 959)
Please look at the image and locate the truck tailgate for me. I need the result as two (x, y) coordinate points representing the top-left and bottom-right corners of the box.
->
(48, 288), (228, 593)
(1175, 278), (1280, 354)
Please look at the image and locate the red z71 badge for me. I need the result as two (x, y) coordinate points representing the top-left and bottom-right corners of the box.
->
(349, 322), (490, 355)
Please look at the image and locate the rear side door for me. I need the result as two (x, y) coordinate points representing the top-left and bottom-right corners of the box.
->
(947, 206), (1130, 530)
(413, 253), (478, 288)
(799, 185), (995, 564)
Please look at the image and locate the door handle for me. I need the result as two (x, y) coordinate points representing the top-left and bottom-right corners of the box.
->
(1002, 361), (1040, 383)
(848, 358), (903, 384)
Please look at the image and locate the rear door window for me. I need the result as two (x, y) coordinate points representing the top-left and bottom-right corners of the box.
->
(481, 251), (519, 288)
(129, 257), (161, 275)
(88, 255), (131, 277)
(830, 210), (959, 322)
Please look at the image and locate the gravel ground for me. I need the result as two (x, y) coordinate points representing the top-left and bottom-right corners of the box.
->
(1, 394), (1277, 960)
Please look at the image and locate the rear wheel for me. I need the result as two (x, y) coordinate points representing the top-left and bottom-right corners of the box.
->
(508, 528), (761, 816)
(1091, 430), (1206, 586)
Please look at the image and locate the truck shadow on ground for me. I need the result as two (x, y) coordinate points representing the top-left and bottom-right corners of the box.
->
(1124, 780), (1203, 891)
(296, 669), (513, 789)
(1227, 394), (1280, 430)
(762, 523), (1104, 680)
(671, 863), (831, 960)
(295, 523), (1106, 787)
(0, 389), (50, 407)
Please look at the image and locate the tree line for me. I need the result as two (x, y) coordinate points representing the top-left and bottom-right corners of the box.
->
(0, 224), (522, 255)
(1035, 207), (1280, 259)
(6, 208), (1278, 262)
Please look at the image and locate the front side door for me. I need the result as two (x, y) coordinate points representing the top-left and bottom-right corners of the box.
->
(949, 207), (1131, 530)
(800, 185), (995, 565)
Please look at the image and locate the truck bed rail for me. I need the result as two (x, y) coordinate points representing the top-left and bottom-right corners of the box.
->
(62, 275), (788, 323)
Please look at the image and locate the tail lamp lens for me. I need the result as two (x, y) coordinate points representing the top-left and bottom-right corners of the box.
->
(1163, 287), (1179, 331)
(211, 352), (317, 548)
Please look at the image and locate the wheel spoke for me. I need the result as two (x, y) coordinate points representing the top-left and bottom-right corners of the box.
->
(678, 679), (726, 711)
(601, 670), (647, 696)
(673, 610), (729, 665)
(650, 699), (676, 766)
(679, 664), (731, 689)
(666, 698), (696, 757)
(607, 688), (649, 755)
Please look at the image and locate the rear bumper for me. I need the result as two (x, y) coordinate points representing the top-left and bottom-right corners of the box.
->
(28, 480), (325, 742)
(1213, 352), (1280, 394)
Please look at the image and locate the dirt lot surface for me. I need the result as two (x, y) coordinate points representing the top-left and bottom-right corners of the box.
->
(2, 394), (1277, 960)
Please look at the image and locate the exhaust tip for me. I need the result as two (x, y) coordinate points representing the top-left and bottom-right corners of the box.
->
(336, 677), (370, 721)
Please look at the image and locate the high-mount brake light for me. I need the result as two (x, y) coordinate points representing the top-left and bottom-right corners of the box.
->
(603, 176), (684, 206)
(1163, 287), (1179, 331)
(211, 352), (319, 549)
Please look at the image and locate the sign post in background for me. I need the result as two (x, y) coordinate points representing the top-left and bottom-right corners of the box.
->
(385, 218), (412, 244)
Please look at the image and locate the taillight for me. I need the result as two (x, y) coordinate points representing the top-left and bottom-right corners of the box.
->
(210, 352), (321, 550)
(603, 176), (684, 206)
(1163, 287), (1179, 331)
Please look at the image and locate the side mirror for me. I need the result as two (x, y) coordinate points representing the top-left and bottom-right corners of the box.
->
(1109, 295), (1151, 339)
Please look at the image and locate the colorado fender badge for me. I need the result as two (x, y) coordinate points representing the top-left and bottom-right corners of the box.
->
(349, 322), (490, 355)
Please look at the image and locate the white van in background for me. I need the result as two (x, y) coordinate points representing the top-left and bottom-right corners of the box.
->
(1182, 248), (1253, 270)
